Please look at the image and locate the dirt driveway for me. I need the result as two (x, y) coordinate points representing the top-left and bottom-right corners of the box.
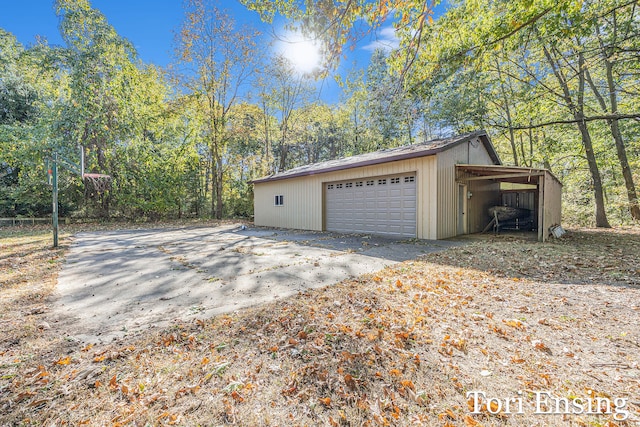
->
(54, 224), (462, 343)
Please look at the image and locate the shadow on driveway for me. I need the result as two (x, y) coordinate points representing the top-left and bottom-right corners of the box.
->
(53, 224), (465, 343)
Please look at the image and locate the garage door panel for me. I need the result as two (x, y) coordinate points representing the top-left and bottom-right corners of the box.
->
(388, 212), (402, 221)
(325, 173), (416, 238)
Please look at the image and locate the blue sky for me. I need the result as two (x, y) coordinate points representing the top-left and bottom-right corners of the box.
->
(0, 1), (444, 103)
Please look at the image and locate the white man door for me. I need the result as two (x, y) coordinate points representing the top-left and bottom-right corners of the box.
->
(324, 173), (417, 238)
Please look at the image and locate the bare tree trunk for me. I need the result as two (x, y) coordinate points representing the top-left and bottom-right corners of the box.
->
(406, 113), (413, 145)
(576, 117), (611, 228)
(585, 62), (640, 221)
(209, 146), (218, 218)
(495, 59), (519, 165)
(215, 156), (223, 219)
(264, 114), (271, 174)
(278, 140), (288, 172)
(542, 46), (611, 227)
(607, 112), (640, 221)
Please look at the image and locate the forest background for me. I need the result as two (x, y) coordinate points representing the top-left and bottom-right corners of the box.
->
(1, 0), (639, 227)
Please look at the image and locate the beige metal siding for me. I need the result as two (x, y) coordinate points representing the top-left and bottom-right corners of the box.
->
(436, 141), (472, 239)
(437, 138), (500, 238)
(542, 172), (562, 241)
(254, 156), (439, 239)
(469, 137), (495, 164)
(253, 178), (323, 230)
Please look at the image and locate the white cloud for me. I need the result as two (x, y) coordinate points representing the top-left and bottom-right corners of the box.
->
(362, 26), (400, 52)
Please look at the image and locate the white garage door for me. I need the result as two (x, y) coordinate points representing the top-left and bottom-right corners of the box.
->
(325, 173), (417, 238)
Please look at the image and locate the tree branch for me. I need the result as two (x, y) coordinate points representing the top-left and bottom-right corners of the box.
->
(493, 113), (640, 130)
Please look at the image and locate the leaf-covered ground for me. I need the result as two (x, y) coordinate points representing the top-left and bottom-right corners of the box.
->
(1, 225), (639, 426)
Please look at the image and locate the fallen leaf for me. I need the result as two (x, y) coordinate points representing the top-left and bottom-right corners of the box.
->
(344, 373), (357, 389)
(533, 340), (552, 354)
(56, 356), (71, 366)
(16, 391), (36, 402)
(503, 319), (525, 329)
(438, 408), (456, 421)
(400, 379), (415, 391)
(464, 414), (481, 426)
(467, 396), (476, 412)
(109, 375), (117, 389)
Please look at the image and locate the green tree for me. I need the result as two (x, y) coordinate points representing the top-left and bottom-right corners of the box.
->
(582, 2), (640, 220)
(241, 0), (436, 75)
(261, 54), (315, 172)
(365, 49), (404, 149)
(0, 30), (60, 217)
(393, 0), (640, 226)
(54, 0), (141, 216)
(226, 102), (268, 216)
(0, 31), (39, 125)
(175, 0), (261, 219)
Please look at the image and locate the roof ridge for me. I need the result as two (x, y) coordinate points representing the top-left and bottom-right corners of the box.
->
(253, 130), (494, 183)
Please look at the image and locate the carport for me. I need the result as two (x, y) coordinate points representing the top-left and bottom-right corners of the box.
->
(456, 165), (562, 242)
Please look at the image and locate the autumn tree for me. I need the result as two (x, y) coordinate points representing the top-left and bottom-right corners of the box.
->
(582, 2), (640, 220)
(241, 0), (435, 75)
(261, 54), (315, 172)
(225, 102), (270, 216)
(175, 0), (260, 219)
(393, 0), (640, 226)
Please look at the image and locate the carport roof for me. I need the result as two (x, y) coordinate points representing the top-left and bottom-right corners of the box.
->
(253, 130), (500, 183)
(456, 164), (563, 186)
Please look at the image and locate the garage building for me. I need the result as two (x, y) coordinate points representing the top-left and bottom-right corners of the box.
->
(252, 130), (562, 241)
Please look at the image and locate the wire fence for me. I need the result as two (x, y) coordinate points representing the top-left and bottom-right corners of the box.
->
(0, 217), (70, 227)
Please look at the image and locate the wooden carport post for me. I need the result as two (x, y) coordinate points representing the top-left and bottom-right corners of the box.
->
(537, 177), (544, 242)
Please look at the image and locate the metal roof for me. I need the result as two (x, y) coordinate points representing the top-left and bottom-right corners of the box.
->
(456, 164), (563, 186)
(253, 130), (500, 184)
